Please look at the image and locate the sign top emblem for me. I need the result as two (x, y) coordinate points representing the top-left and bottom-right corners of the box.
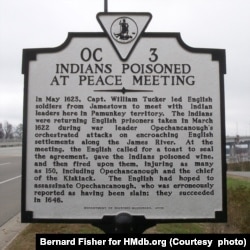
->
(97, 12), (152, 60)
(111, 17), (138, 44)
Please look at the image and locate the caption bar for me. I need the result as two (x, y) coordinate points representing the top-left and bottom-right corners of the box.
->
(36, 234), (248, 249)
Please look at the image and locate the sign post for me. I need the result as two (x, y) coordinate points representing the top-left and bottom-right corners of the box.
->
(104, 0), (108, 13)
(22, 7), (227, 233)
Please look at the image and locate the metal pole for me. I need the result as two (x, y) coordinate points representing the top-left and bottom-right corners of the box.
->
(104, 0), (108, 12)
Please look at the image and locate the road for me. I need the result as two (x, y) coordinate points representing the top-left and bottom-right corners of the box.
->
(227, 171), (250, 178)
(0, 147), (22, 227)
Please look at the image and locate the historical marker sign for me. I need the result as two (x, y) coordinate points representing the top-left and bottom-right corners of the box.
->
(22, 12), (226, 223)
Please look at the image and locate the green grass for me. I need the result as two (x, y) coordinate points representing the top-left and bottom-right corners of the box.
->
(227, 176), (250, 189)
(226, 176), (250, 233)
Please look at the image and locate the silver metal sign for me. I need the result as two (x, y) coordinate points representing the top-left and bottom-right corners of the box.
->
(22, 12), (226, 224)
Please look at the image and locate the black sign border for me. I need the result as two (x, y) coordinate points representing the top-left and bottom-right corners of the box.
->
(21, 31), (227, 225)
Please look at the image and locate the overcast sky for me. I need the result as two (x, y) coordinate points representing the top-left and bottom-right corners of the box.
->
(0, 0), (250, 136)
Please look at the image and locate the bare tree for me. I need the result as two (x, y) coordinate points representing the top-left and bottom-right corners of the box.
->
(14, 123), (23, 139)
(3, 121), (13, 139)
(0, 123), (4, 139)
